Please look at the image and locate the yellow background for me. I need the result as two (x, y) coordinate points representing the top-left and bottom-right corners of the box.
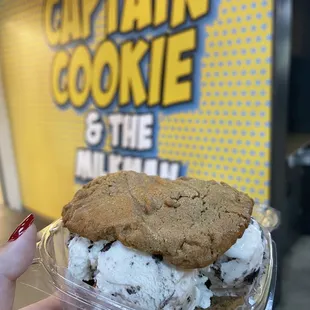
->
(0, 0), (272, 220)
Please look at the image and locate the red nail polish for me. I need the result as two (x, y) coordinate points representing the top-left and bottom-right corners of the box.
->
(8, 214), (35, 242)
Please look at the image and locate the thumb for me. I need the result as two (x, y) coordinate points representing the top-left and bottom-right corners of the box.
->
(0, 214), (36, 310)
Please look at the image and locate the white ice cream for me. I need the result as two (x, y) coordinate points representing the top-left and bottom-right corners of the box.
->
(88, 240), (107, 270)
(68, 237), (212, 309)
(221, 220), (264, 285)
(96, 241), (212, 309)
(68, 236), (108, 281)
(68, 236), (92, 281)
(67, 219), (265, 309)
(203, 220), (265, 292)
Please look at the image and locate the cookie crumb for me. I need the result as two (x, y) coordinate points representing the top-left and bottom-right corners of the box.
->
(83, 279), (95, 287)
(152, 254), (163, 264)
(244, 269), (260, 284)
(101, 242), (114, 253)
(205, 279), (212, 289)
(126, 286), (140, 295)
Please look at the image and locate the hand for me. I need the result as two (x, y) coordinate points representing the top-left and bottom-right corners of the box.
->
(0, 214), (62, 310)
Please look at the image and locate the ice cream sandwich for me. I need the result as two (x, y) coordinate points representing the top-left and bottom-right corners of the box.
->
(62, 171), (265, 309)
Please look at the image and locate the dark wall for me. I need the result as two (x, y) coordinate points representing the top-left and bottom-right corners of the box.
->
(289, 0), (310, 132)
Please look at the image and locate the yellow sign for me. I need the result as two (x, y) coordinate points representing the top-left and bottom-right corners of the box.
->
(0, 0), (273, 219)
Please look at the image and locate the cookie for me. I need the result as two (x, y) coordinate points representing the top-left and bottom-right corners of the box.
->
(62, 171), (254, 269)
(208, 296), (244, 310)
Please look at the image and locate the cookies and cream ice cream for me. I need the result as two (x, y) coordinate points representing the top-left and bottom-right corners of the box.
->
(67, 219), (265, 309)
(96, 241), (212, 309)
(68, 237), (213, 309)
(62, 171), (265, 309)
(202, 220), (265, 297)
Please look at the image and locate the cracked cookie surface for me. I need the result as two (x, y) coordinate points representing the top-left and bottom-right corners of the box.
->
(62, 171), (254, 269)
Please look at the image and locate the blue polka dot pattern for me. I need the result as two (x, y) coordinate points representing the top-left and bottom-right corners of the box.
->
(158, 0), (272, 205)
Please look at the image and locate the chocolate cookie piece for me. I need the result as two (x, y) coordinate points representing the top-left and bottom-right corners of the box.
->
(62, 171), (253, 269)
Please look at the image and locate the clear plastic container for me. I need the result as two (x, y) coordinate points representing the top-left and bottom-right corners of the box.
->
(17, 205), (279, 310)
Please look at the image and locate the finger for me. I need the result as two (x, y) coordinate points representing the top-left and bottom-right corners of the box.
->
(0, 215), (36, 310)
(20, 296), (63, 310)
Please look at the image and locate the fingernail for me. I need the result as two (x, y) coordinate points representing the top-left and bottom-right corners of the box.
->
(8, 214), (35, 242)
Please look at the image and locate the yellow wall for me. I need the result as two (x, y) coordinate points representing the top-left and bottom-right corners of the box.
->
(0, 0), (273, 220)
